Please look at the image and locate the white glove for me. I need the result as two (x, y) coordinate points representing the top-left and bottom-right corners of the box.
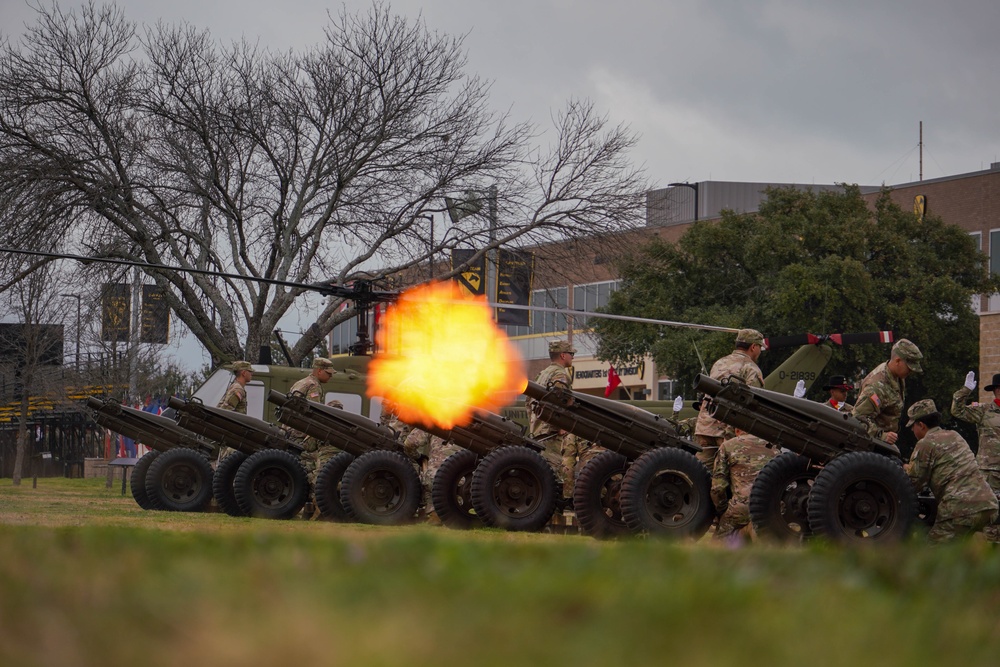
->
(793, 380), (806, 398)
(672, 396), (684, 413)
(964, 371), (977, 392)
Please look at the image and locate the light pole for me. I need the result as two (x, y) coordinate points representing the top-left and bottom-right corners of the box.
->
(416, 214), (435, 279)
(668, 181), (699, 222)
(60, 293), (81, 371)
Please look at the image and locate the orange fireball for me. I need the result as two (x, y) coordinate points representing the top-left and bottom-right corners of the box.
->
(367, 280), (526, 429)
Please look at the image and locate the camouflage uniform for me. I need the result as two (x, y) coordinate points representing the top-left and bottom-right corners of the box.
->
(287, 359), (337, 513)
(851, 339), (922, 445)
(951, 384), (1000, 542)
(851, 363), (905, 441)
(404, 427), (460, 519)
(711, 432), (779, 540)
(695, 329), (765, 467)
(527, 340), (601, 500)
(216, 360), (251, 461)
(904, 399), (999, 543)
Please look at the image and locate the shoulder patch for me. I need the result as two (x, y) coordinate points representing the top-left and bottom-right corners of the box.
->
(869, 393), (881, 408)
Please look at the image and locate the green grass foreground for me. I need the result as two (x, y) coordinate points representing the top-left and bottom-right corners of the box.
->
(2, 478), (1000, 667)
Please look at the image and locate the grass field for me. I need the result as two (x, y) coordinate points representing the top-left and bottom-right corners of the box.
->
(2, 478), (1000, 667)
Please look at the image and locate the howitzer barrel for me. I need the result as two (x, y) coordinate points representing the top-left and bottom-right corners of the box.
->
(522, 380), (699, 460)
(87, 397), (216, 456)
(693, 374), (898, 460)
(412, 409), (543, 458)
(267, 390), (399, 457)
(167, 396), (299, 455)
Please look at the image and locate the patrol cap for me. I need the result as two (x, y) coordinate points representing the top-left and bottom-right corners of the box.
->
(229, 360), (252, 373)
(736, 328), (765, 348)
(312, 357), (335, 370)
(549, 340), (576, 355)
(892, 339), (923, 374)
(906, 398), (938, 426)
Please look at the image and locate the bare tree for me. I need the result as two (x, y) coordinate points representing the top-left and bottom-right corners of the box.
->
(0, 2), (648, 365)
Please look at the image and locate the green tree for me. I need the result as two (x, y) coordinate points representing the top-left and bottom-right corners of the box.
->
(594, 185), (998, 415)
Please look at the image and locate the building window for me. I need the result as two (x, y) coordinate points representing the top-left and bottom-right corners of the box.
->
(971, 232), (983, 314)
(989, 230), (1000, 312)
(504, 287), (568, 336)
(573, 280), (620, 327)
(330, 317), (358, 355)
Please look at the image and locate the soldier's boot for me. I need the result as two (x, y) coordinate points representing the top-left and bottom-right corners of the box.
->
(301, 501), (315, 520)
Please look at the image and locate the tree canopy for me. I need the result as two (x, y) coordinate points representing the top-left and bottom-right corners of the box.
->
(593, 185), (998, 412)
(0, 1), (647, 366)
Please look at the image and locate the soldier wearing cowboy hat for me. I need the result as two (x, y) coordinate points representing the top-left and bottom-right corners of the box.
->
(821, 375), (854, 412)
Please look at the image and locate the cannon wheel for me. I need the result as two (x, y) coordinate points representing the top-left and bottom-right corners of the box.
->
(471, 446), (557, 532)
(340, 450), (421, 525)
(573, 450), (630, 539)
(749, 452), (817, 541)
(130, 451), (160, 510)
(807, 451), (917, 543)
(144, 448), (214, 512)
(212, 452), (249, 517)
(432, 450), (481, 530)
(620, 448), (713, 538)
(234, 449), (308, 520)
(315, 452), (355, 522)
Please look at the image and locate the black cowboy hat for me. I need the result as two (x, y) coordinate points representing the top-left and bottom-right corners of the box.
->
(985, 374), (1000, 392)
(822, 375), (854, 391)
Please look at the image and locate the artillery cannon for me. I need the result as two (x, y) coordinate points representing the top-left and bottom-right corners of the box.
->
(694, 374), (917, 543)
(407, 409), (557, 532)
(167, 396), (308, 520)
(267, 390), (422, 525)
(522, 380), (712, 539)
(87, 397), (217, 513)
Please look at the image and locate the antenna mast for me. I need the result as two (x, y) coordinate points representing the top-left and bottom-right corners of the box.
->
(919, 121), (923, 181)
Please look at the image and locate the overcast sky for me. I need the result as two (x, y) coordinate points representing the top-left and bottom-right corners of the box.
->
(3, 0), (999, 188)
(4, 0), (999, 371)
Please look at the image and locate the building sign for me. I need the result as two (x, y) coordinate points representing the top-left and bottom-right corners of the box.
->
(914, 194), (927, 221)
(572, 359), (646, 391)
(140, 284), (170, 344)
(451, 249), (486, 297)
(101, 283), (130, 343)
(495, 249), (533, 326)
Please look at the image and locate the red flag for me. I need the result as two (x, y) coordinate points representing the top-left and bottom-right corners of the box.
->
(605, 365), (622, 398)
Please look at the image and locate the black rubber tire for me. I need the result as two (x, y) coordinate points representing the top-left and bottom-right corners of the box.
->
(807, 451), (918, 543)
(340, 450), (422, 525)
(130, 451), (160, 510)
(233, 449), (309, 520)
(212, 452), (249, 517)
(620, 447), (714, 538)
(749, 452), (817, 541)
(432, 450), (481, 530)
(573, 450), (630, 539)
(471, 446), (558, 532)
(315, 451), (355, 522)
(144, 448), (214, 512)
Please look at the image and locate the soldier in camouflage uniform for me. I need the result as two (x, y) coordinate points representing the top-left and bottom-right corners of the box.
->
(215, 360), (253, 462)
(694, 329), (765, 468)
(711, 429), (779, 542)
(527, 340), (601, 505)
(905, 399), (998, 543)
(287, 357), (336, 517)
(403, 427), (461, 523)
(951, 371), (1000, 542)
(851, 339), (922, 449)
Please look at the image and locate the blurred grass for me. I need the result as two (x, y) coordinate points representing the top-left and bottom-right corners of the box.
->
(2, 478), (1000, 667)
